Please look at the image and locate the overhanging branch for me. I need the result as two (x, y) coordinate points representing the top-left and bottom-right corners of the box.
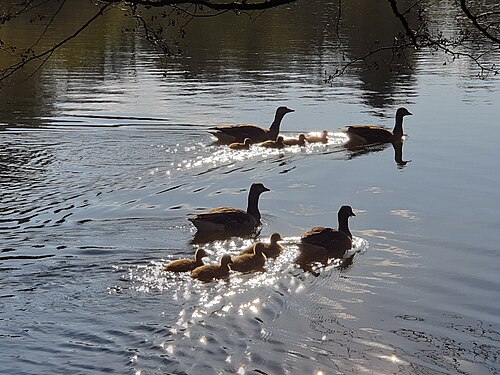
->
(101, 0), (298, 11)
(460, 0), (500, 45)
(0, 3), (111, 83)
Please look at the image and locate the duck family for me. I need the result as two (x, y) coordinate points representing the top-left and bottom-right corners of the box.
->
(209, 106), (295, 144)
(163, 106), (413, 282)
(167, 203), (357, 281)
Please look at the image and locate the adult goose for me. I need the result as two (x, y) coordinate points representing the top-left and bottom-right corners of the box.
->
(231, 242), (267, 272)
(229, 138), (252, 150)
(259, 136), (285, 149)
(164, 248), (208, 273)
(306, 130), (328, 144)
(300, 205), (356, 258)
(191, 254), (233, 282)
(240, 233), (284, 258)
(188, 183), (270, 234)
(209, 106), (294, 145)
(283, 134), (306, 147)
(346, 107), (412, 144)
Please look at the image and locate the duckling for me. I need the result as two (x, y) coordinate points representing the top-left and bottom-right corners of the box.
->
(283, 134), (306, 147)
(164, 248), (208, 273)
(301, 205), (356, 258)
(240, 232), (284, 258)
(188, 183), (270, 234)
(229, 138), (252, 150)
(191, 254), (233, 282)
(231, 242), (267, 273)
(209, 107), (295, 144)
(259, 136), (285, 149)
(346, 107), (412, 144)
(306, 130), (328, 144)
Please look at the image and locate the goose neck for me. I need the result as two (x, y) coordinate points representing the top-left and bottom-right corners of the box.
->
(338, 214), (352, 239)
(246, 192), (262, 221)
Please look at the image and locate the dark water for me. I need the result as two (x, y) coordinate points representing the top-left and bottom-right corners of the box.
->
(1, 1), (499, 374)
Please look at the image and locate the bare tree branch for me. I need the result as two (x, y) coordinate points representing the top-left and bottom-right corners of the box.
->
(0, 3), (111, 83)
(100, 0), (297, 11)
(388, 0), (418, 45)
(459, 0), (500, 44)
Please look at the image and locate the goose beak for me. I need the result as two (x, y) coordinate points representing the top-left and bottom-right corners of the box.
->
(286, 108), (295, 113)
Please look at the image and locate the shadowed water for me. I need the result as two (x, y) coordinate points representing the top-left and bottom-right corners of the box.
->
(1, 1), (500, 374)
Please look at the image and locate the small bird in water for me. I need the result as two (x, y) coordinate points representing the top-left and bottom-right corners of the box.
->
(306, 130), (328, 144)
(259, 136), (285, 149)
(164, 248), (208, 273)
(231, 242), (267, 273)
(283, 134), (306, 147)
(191, 254), (233, 282)
(229, 138), (252, 150)
(240, 233), (284, 258)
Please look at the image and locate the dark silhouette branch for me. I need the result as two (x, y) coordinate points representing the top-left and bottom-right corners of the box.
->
(1, 0), (499, 85)
(100, 0), (297, 11)
(459, 0), (500, 44)
(326, 41), (415, 82)
(30, 0), (67, 50)
(0, 3), (111, 83)
(388, 0), (418, 46)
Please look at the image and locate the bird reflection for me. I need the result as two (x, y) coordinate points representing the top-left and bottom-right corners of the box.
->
(295, 243), (329, 276)
(190, 228), (261, 244)
(393, 140), (411, 167)
(295, 243), (360, 276)
(344, 139), (411, 167)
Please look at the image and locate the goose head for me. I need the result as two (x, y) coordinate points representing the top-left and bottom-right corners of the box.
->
(249, 182), (270, 196)
(396, 107), (412, 118)
(338, 205), (356, 219)
(276, 106), (295, 116)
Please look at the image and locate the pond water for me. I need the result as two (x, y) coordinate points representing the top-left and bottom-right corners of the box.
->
(1, 1), (499, 374)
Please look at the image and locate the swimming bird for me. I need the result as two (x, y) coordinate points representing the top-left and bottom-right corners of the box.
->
(209, 106), (294, 144)
(301, 205), (356, 258)
(191, 254), (233, 282)
(240, 232), (284, 258)
(259, 136), (285, 149)
(283, 134), (306, 147)
(346, 107), (412, 144)
(306, 130), (328, 144)
(188, 183), (270, 234)
(164, 248), (208, 273)
(231, 242), (267, 272)
(229, 138), (252, 150)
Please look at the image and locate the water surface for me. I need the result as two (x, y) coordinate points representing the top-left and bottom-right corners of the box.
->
(1, 1), (499, 374)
